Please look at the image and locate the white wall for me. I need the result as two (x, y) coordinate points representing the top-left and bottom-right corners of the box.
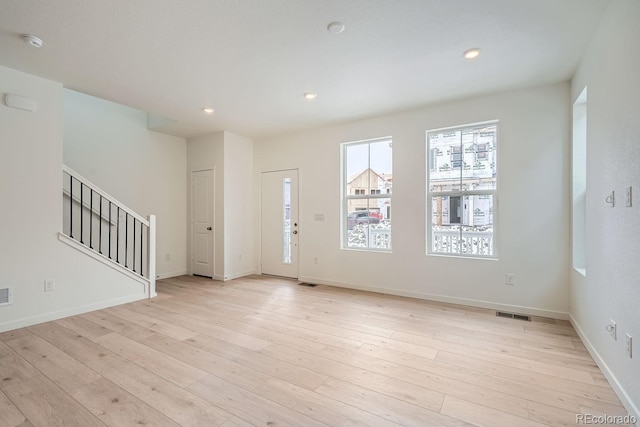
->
(570, 0), (640, 417)
(187, 132), (225, 280)
(223, 131), (255, 279)
(254, 82), (570, 318)
(63, 90), (187, 279)
(0, 66), (147, 332)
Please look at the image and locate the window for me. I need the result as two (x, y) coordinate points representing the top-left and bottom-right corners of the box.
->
(572, 88), (587, 275)
(283, 177), (292, 264)
(342, 137), (392, 251)
(427, 122), (497, 257)
(475, 143), (489, 161)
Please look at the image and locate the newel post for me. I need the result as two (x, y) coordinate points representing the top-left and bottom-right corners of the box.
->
(148, 214), (157, 298)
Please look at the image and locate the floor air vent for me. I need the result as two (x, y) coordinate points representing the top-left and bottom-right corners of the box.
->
(298, 283), (318, 287)
(496, 311), (531, 321)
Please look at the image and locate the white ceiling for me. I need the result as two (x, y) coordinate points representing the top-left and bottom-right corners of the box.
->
(0, 0), (609, 139)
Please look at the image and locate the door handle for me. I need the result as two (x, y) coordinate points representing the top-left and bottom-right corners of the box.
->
(207, 227), (212, 230)
(292, 230), (298, 234)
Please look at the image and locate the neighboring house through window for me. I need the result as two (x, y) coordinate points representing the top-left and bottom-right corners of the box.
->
(342, 137), (392, 251)
(427, 122), (497, 257)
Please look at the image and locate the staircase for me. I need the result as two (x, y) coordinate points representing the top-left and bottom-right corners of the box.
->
(60, 165), (156, 297)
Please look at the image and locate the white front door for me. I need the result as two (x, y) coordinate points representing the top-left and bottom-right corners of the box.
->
(191, 169), (214, 277)
(261, 169), (299, 278)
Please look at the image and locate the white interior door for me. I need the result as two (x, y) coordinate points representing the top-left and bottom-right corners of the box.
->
(261, 169), (298, 278)
(191, 169), (214, 277)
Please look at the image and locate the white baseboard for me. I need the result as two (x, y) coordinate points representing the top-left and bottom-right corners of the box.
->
(0, 293), (147, 333)
(298, 275), (569, 320)
(224, 270), (258, 281)
(570, 315), (639, 424)
(174, 271), (257, 282)
(156, 270), (187, 280)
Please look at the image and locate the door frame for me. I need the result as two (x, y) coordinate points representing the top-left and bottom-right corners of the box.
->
(260, 168), (299, 279)
(190, 168), (215, 278)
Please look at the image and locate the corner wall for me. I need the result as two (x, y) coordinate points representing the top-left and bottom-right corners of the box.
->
(570, 0), (640, 417)
(254, 82), (571, 318)
(223, 132), (255, 279)
(0, 66), (147, 332)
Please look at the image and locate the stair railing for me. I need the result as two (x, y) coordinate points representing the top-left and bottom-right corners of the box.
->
(61, 165), (156, 297)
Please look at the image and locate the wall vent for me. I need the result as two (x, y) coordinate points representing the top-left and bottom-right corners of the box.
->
(0, 288), (12, 306)
(496, 311), (531, 321)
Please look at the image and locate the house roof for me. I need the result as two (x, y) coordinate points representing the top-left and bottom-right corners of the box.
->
(0, 0), (609, 139)
(347, 168), (388, 185)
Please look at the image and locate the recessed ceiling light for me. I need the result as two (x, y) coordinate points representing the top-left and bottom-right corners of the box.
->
(327, 21), (345, 34)
(21, 34), (43, 48)
(463, 48), (481, 60)
(304, 92), (317, 100)
(202, 107), (215, 114)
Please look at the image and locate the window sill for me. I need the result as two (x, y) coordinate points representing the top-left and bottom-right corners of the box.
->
(341, 247), (392, 254)
(426, 252), (498, 261)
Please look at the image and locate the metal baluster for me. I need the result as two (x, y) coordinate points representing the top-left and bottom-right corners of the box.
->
(69, 175), (73, 239)
(125, 213), (129, 268)
(89, 189), (93, 249)
(108, 201), (112, 259)
(99, 195), (103, 254)
(80, 183), (84, 244)
(116, 207), (120, 263)
(133, 219), (136, 272)
(140, 223), (143, 276)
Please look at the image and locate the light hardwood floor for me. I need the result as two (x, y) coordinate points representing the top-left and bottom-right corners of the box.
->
(0, 275), (634, 427)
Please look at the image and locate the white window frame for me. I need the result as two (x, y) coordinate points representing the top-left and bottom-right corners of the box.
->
(426, 121), (498, 259)
(341, 136), (392, 252)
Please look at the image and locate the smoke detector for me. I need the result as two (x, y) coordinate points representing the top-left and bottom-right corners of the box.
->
(21, 34), (43, 48)
(327, 22), (345, 34)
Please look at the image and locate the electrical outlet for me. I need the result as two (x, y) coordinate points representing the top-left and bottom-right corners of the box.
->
(606, 319), (617, 340)
(626, 334), (632, 358)
(165, 253), (170, 261)
(505, 274), (515, 285)
(314, 256), (319, 265)
(44, 279), (55, 292)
